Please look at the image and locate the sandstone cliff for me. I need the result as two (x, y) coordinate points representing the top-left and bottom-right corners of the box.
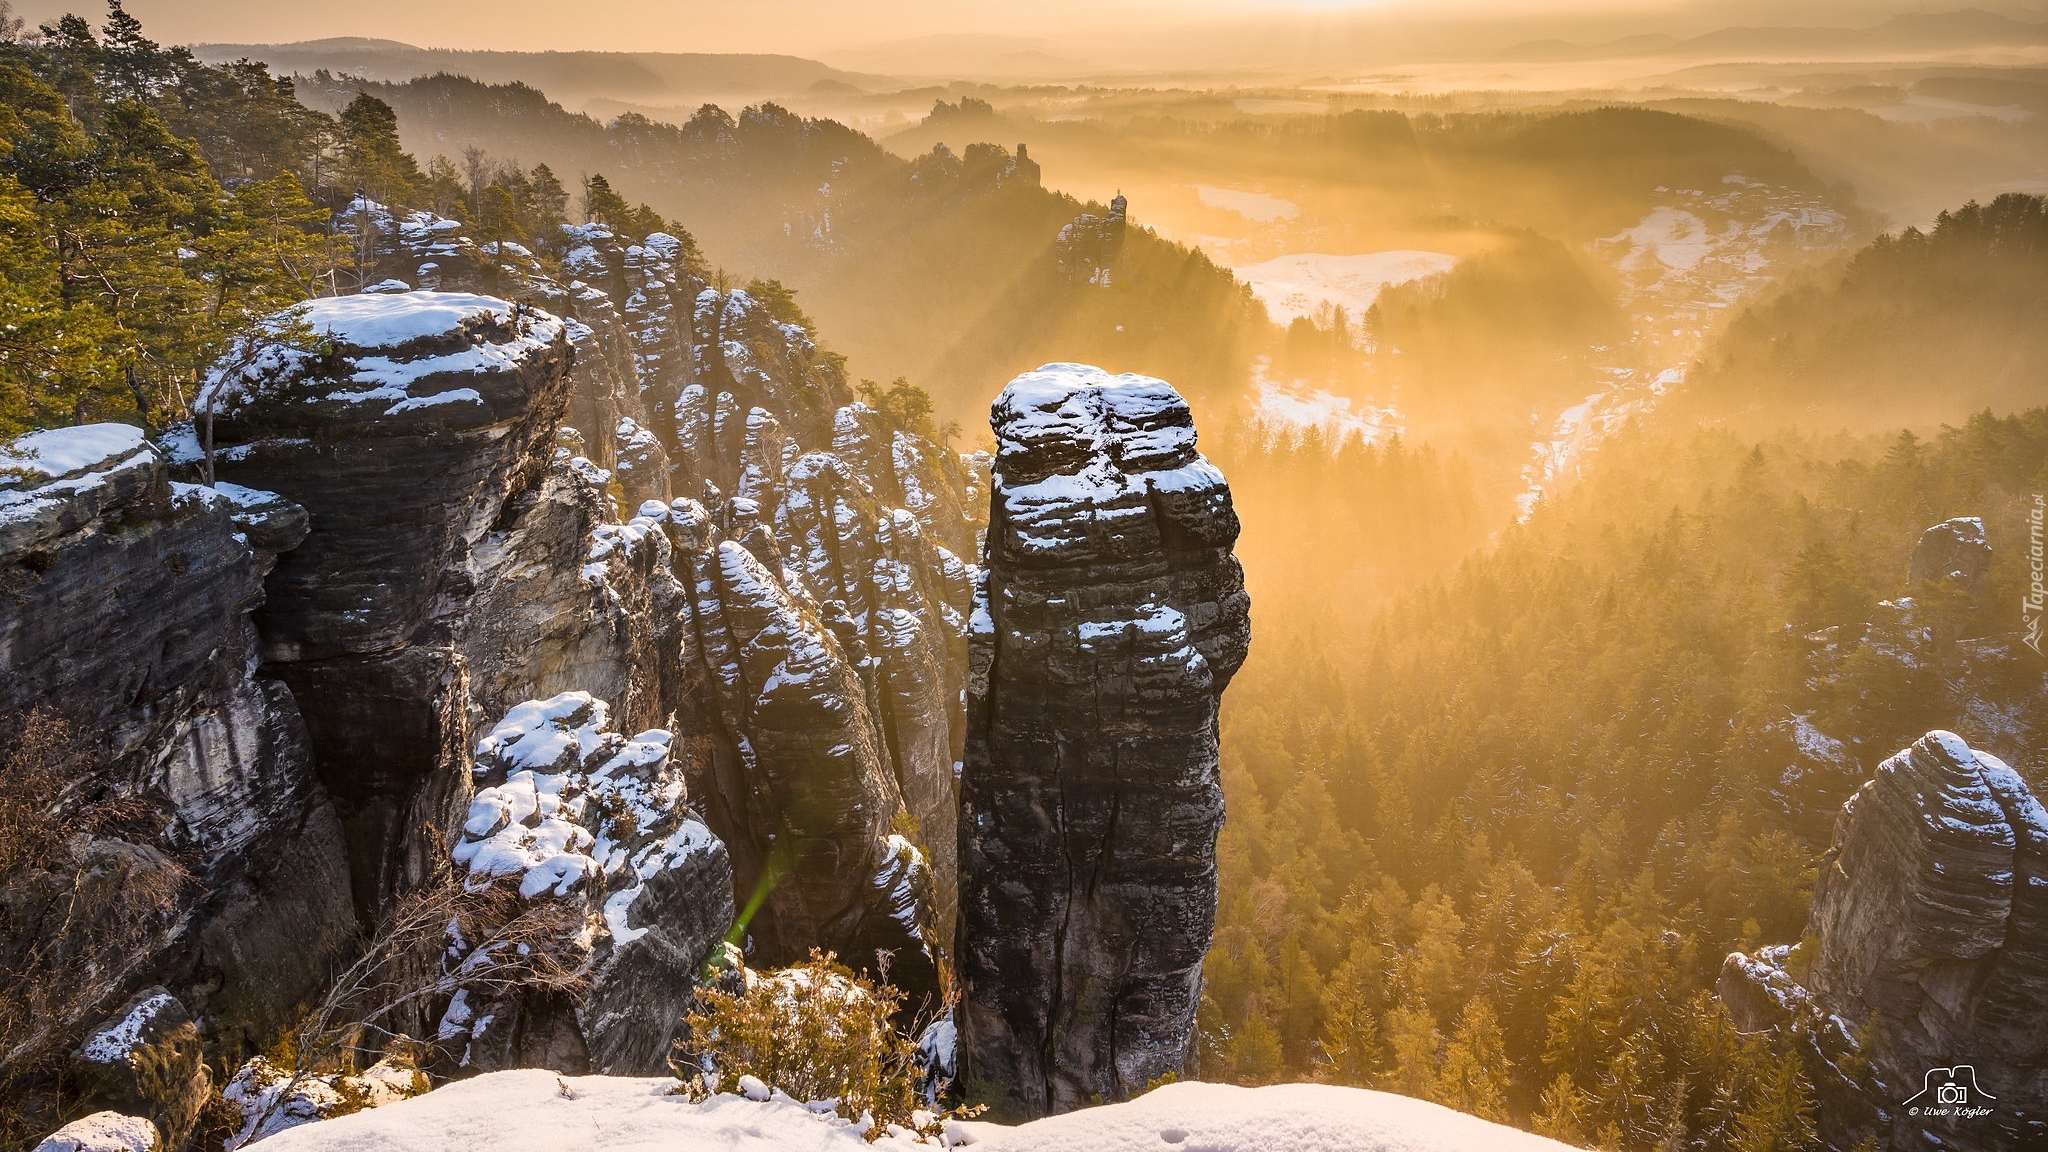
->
(1720, 729), (2048, 1151)
(1, 424), (354, 1137)
(956, 363), (1251, 1117)
(347, 204), (982, 987)
(5, 198), (996, 1139)
(190, 292), (574, 924)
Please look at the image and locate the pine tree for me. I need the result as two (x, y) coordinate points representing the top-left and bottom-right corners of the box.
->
(97, 1), (168, 101)
(1433, 998), (1510, 1121)
(1532, 1073), (1592, 1145)
(337, 91), (421, 206)
(581, 171), (631, 229)
(1383, 1006), (1441, 1099)
(528, 163), (568, 232)
(1729, 1050), (1820, 1152)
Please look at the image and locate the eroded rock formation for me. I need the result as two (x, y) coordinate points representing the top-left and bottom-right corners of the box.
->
(1907, 516), (1992, 594)
(345, 205), (982, 984)
(0, 423), (354, 1085)
(1720, 730), (2048, 1151)
(191, 292), (573, 922)
(444, 692), (733, 1076)
(6, 196), (997, 1134)
(957, 363), (1251, 1117)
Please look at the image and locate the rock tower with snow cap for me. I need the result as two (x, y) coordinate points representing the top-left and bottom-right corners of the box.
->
(957, 362), (1251, 1117)
(1719, 729), (2048, 1151)
(193, 290), (573, 923)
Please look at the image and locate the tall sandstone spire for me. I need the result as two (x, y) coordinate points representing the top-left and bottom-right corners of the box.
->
(957, 363), (1251, 1118)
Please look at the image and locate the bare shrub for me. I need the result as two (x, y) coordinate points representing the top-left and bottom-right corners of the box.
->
(680, 951), (976, 1142)
(0, 708), (192, 1146)
(234, 858), (585, 1143)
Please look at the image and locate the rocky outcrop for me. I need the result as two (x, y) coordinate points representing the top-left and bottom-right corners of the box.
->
(192, 291), (573, 919)
(8, 197), (992, 1123)
(450, 463), (687, 736)
(444, 692), (733, 1076)
(1055, 194), (1128, 285)
(0, 424), (355, 1082)
(957, 363), (1251, 1117)
(339, 213), (981, 980)
(67, 990), (209, 1152)
(1720, 730), (2048, 1151)
(1907, 516), (1992, 594)
(665, 499), (941, 1002)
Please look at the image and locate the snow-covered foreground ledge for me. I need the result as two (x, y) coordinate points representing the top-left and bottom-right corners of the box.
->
(255, 1071), (1580, 1152)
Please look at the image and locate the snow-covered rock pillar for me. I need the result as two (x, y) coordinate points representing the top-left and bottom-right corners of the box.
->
(956, 363), (1251, 1117)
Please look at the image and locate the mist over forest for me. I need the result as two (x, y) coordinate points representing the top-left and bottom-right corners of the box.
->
(1, 2), (2044, 1151)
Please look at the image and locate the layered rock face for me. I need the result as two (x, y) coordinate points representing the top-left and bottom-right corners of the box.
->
(193, 292), (574, 922)
(340, 206), (984, 990)
(1721, 730), (2048, 1151)
(957, 363), (1251, 1117)
(0, 425), (355, 1076)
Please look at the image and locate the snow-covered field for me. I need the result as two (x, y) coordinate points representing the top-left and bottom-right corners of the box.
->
(1233, 251), (1459, 328)
(1192, 184), (1301, 223)
(1249, 359), (1404, 445)
(255, 1071), (1581, 1152)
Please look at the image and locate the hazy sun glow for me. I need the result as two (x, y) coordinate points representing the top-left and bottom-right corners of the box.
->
(9, 0), (1902, 58)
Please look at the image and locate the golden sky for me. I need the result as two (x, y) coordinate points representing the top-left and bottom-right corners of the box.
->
(10, 0), (1939, 57)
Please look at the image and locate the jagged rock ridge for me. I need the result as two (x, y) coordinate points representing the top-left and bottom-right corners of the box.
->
(957, 363), (1251, 1118)
(3, 192), (993, 1134)
(344, 201), (983, 985)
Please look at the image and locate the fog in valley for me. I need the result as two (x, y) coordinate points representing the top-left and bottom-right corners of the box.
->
(2, 1), (2045, 1149)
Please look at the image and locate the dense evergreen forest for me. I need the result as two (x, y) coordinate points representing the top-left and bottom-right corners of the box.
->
(1692, 192), (2048, 432)
(0, 1), (719, 435)
(1198, 226), (2048, 1146)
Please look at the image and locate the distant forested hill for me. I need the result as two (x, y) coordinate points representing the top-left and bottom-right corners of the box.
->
(288, 72), (1270, 425)
(322, 77), (1846, 437)
(189, 39), (893, 107)
(1692, 192), (2048, 432)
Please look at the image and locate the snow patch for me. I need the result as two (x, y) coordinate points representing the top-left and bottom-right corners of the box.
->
(1233, 251), (1458, 328)
(246, 1071), (1580, 1151)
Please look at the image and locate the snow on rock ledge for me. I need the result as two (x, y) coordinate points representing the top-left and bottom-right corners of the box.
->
(31, 1112), (160, 1152)
(0, 423), (160, 553)
(249, 1071), (1579, 1152)
(443, 691), (734, 1076)
(198, 291), (567, 432)
(988, 363), (1228, 565)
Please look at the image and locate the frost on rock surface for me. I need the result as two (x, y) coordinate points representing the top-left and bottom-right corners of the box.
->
(959, 363), (1251, 1118)
(1720, 730), (2048, 1152)
(218, 1056), (425, 1150)
(242, 1071), (1578, 1152)
(444, 691), (733, 1076)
